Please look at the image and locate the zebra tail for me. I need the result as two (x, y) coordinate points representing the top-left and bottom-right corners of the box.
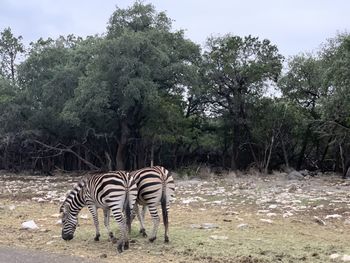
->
(125, 193), (132, 233)
(161, 187), (168, 230)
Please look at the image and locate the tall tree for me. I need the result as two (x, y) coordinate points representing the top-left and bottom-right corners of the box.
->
(204, 35), (283, 169)
(0, 27), (24, 82)
(63, 3), (200, 170)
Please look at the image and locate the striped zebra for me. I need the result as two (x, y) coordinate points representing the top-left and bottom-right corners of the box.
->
(131, 166), (175, 243)
(59, 171), (137, 253)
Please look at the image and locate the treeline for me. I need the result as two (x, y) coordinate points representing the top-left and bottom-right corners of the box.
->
(0, 2), (349, 175)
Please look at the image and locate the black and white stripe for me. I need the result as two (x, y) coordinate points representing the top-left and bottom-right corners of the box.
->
(131, 166), (175, 243)
(60, 171), (137, 253)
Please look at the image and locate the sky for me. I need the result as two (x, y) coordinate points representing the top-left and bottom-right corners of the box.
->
(0, 0), (349, 58)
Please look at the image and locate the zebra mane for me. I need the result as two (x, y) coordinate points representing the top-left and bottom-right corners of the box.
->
(59, 178), (87, 213)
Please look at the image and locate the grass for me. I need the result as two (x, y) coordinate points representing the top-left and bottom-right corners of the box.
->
(1, 199), (350, 263)
(1, 174), (350, 262)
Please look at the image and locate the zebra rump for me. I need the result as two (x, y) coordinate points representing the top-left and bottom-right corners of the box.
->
(59, 171), (137, 253)
(131, 166), (175, 243)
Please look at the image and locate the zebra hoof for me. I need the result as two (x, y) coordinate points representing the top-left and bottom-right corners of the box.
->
(149, 237), (156, 243)
(94, 234), (100, 241)
(164, 236), (169, 243)
(117, 243), (123, 253)
(140, 229), (147, 238)
(124, 241), (129, 250)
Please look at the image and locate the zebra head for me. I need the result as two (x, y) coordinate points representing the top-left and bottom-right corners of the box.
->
(60, 180), (87, 241)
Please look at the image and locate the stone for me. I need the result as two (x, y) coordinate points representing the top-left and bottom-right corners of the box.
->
(330, 253), (340, 260)
(21, 220), (39, 230)
(287, 171), (304, 180)
(266, 213), (277, 217)
(283, 211), (293, 218)
(210, 235), (228, 240)
(288, 184), (298, 193)
(342, 255), (350, 262)
(201, 223), (219, 229)
(314, 216), (326, 226)
(237, 223), (249, 229)
(268, 204), (278, 209)
(79, 214), (89, 219)
(325, 214), (342, 219)
(260, 219), (273, 224)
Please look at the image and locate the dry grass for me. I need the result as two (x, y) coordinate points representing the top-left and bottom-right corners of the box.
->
(1, 173), (350, 262)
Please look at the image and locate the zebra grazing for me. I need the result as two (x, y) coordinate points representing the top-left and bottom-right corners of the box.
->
(131, 166), (175, 243)
(59, 171), (137, 253)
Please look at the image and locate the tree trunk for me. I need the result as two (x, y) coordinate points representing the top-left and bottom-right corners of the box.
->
(297, 125), (311, 170)
(281, 138), (289, 169)
(105, 151), (113, 171)
(116, 120), (129, 170)
(264, 135), (275, 174)
(77, 146), (82, 171)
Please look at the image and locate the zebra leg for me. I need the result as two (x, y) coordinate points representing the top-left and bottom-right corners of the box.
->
(135, 204), (148, 237)
(103, 208), (116, 242)
(87, 205), (100, 241)
(163, 203), (170, 243)
(111, 207), (128, 253)
(148, 204), (160, 242)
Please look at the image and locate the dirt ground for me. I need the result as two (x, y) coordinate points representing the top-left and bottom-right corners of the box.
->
(1, 171), (350, 263)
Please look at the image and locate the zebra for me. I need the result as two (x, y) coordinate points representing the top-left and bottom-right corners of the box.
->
(59, 171), (137, 253)
(131, 166), (175, 243)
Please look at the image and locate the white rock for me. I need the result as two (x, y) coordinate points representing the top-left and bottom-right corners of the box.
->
(330, 253), (340, 260)
(268, 204), (278, 209)
(79, 214), (89, 220)
(8, 205), (16, 211)
(210, 235), (228, 240)
(342, 254), (350, 261)
(56, 219), (62, 225)
(260, 219), (273, 224)
(283, 211), (293, 218)
(182, 198), (197, 204)
(325, 214), (343, 219)
(21, 220), (39, 230)
(46, 241), (56, 245)
(201, 223), (219, 229)
(237, 223), (249, 229)
(266, 213), (277, 217)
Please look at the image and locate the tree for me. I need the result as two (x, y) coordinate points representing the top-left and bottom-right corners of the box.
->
(204, 35), (283, 169)
(279, 54), (324, 170)
(318, 34), (350, 174)
(0, 27), (24, 82)
(62, 3), (201, 170)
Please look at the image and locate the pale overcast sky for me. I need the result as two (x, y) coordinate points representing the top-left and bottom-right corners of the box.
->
(1, 0), (349, 58)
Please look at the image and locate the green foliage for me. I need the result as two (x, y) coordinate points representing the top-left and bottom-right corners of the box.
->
(0, 3), (349, 173)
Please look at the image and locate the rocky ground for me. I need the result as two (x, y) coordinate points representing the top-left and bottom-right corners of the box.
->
(0, 170), (350, 262)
